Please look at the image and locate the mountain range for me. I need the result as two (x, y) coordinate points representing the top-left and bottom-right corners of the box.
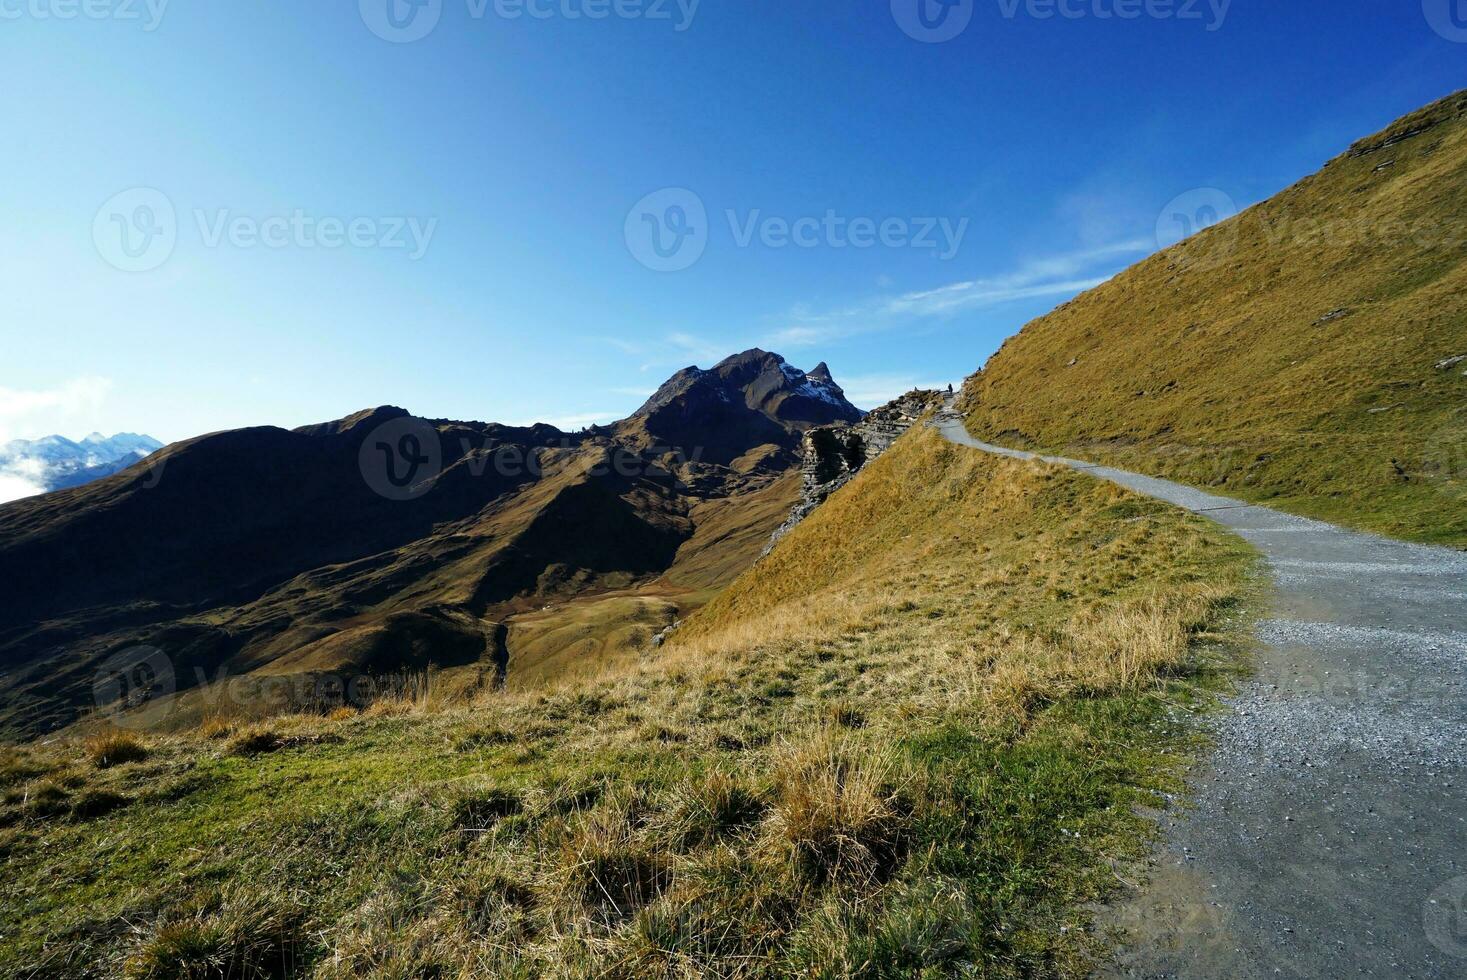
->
(0, 432), (163, 502)
(0, 350), (860, 736)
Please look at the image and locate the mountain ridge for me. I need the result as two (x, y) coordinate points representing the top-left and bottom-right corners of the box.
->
(0, 351), (858, 736)
(0, 431), (164, 501)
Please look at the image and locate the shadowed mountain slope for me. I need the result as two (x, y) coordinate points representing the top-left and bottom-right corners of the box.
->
(0, 351), (857, 737)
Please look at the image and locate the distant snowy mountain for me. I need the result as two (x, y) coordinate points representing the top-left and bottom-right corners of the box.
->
(0, 432), (163, 503)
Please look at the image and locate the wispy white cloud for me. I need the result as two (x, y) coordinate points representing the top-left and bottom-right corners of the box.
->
(0, 377), (113, 445)
(839, 373), (957, 410)
(879, 239), (1149, 318)
(766, 239), (1152, 347)
(608, 386), (657, 399)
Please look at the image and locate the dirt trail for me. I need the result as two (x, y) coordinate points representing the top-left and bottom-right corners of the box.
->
(934, 402), (1467, 978)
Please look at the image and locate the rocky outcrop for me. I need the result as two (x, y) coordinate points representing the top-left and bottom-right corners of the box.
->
(624, 349), (863, 466)
(764, 390), (943, 553)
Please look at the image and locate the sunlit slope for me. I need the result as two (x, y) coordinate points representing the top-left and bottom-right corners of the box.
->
(959, 90), (1467, 546)
(0, 428), (1254, 978)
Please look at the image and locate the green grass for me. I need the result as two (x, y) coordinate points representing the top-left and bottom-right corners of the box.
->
(959, 90), (1467, 548)
(0, 430), (1257, 978)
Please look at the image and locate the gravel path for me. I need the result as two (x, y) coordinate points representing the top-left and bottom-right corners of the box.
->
(933, 404), (1467, 978)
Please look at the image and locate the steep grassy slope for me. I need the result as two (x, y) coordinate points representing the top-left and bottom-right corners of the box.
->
(959, 90), (1467, 546)
(0, 429), (1253, 978)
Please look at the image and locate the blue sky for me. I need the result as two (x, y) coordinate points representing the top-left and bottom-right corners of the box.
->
(1, 0), (1462, 445)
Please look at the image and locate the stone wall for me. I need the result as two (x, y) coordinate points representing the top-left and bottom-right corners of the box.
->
(763, 389), (944, 554)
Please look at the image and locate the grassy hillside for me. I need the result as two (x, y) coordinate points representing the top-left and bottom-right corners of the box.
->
(0, 430), (1253, 978)
(959, 90), (1467, 547)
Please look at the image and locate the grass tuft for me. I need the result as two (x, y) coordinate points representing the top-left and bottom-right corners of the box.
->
(763, 734), (907, 886)
(86, 731), (149, 768)
(123, 889), (305, 980)
(225, 727), (282, 757)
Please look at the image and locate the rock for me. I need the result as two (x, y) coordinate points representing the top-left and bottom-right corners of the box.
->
(1316, 308), (1352, 324)
(650, 619), (682, 648)
(1435, 354), (1467, 371)
(763, 389), (944, 553)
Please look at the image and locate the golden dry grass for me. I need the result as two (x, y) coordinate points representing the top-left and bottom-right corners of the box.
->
(959, 90), (1467, 546)
(0, 427), (1255, 978)
(83, 730), (149, 769)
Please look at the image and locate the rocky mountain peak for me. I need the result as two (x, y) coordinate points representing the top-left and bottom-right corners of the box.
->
(625, 350), (862, 465)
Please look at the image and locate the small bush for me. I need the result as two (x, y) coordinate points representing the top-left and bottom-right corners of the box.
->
(70, 789), (131, 821)
(637, 723), (687, 744)
(86, 732), (149, 768)
(24, 779), (71, 820)
(454, 725), (516, 751)
(762, 736), (907, 885)
(822, 700), (866, 729)
(0, 747), (47, 787)
(123, 889), (305, 980)
(197, 718), (235, 741)
(557, 800), (670, 916)
(226, 727), (282, 757)
(451, 788), (522, 830)
(662, 769), (764, 848)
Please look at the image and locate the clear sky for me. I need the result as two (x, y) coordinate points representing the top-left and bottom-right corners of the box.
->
(2, 0), (1462, 444)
